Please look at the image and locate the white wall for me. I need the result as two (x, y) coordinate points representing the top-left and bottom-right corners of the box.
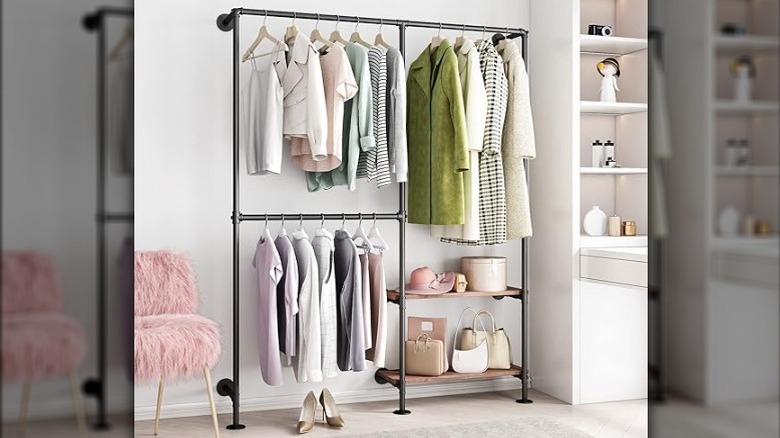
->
(2, 0), (133, 420)
(134, 0), (531, 419)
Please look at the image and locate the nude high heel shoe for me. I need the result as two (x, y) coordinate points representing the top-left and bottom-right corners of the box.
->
(319, 388), (345, 428)
(297, 391), (317, 434)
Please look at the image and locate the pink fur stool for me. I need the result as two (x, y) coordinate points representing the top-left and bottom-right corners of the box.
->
(134, 250), (221, 437)
(1, 251), (88, 434)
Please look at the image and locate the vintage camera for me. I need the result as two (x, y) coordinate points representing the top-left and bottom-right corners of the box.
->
(588, 24), (613, 36)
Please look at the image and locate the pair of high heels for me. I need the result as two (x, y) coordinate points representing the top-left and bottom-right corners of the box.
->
(297, 388), (345, 434)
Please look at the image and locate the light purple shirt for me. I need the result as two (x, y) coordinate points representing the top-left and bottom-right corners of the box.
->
(252, 230), (284, 386)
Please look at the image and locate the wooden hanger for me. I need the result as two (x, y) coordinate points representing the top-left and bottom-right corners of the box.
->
(242, 13), (288, 62)
(107, 23), (133, 63)
(310, 13), (333, 48)
(330, 15), (349, 45)
(430, 23), (444, 48)
(454, 24), (468, 51)
(284, 12), (299, 43)
(349, 17), (372, 48)
(374, 19), (392, 49)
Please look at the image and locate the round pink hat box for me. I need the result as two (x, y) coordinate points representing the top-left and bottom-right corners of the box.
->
(460, 256), (507, 292)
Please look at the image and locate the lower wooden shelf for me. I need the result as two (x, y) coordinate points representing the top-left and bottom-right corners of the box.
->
(375, 364), (522, 386)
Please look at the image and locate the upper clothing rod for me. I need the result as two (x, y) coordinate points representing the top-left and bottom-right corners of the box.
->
(217, 8), (527, 35)
(238, 213), (403, 222)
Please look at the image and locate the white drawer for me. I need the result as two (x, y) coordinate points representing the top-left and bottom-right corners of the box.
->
(580, 255), (647, 287)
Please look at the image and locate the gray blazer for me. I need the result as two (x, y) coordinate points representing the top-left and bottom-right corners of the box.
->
(334, 230), (366, 371)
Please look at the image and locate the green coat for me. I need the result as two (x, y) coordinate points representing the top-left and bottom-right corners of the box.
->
(407, 40), (469, 225)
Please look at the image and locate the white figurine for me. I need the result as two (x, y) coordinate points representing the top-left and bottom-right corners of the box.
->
(597, 58), (620, 103)
(731, 57), (754, 102)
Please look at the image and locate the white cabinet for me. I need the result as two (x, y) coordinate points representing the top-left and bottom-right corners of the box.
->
(580, 279), (648, 403)
(579, 247), (647, 403)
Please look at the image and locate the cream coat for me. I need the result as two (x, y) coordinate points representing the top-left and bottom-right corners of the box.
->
(500, 40), (536, 239)
(275, 32), (328, 163)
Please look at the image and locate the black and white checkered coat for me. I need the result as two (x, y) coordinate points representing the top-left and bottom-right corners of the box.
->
(443, 40), (508, 246)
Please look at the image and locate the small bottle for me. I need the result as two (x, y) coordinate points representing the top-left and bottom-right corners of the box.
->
(608, 215), (622, 236)
(622, 220), (637, 236)
(604, 140), (615, 167)
(742, 214), (755, 235)
(736, 138), (750, 167)
(724, 138), (739, 167)
(591, 140), (604, 167)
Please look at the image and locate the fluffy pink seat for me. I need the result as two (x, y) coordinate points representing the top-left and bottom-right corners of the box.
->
(134, 250), (221, 384)
(2, 313), (87, 382)
(134, 314), (221, 383)
(1, 251), (87, 382)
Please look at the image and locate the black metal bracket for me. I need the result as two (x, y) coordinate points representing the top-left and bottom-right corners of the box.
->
(216, 378), (246, 429)
(81, 378), (111, 429)
(394, 409), (412, 415)
(217, 12), (237, 32)
(82, 12), (102, 31)
(374, 370), (389, 385)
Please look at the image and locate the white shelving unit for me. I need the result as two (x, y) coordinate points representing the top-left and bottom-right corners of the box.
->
(714, 165), (780, 176)
(714, 99), (780, 114)
(714, 34), (780, 55)
(580, 167), (647, 174)
(580, 101), (648, 114)
(580, 34), (648, 55)
(665, 0), (779, 405)
(529, 0), (649, 407)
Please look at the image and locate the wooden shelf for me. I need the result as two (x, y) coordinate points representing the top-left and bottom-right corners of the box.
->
(715, 100), (780, 114)
(715, 166), (780, 177)
(714, 34), (780, 55)
(580, 167), (647, 175)
(376, 365), (523, 386)
(712, 235), (779, 248)
(580, 101), (648, 115)
(387, 287), (522, 303)
(580, 35), (648, 55)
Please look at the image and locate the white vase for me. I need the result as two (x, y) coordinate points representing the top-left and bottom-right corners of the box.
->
(718, 205), (741, 236)
(583, 206), (608, 236)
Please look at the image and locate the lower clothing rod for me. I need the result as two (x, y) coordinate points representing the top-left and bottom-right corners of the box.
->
(238, 213), (402, 222)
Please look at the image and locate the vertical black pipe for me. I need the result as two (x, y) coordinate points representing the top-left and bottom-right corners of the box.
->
(393, 23), (411, 416)
(229, 11), (245, 430)
(94, 14), (110, 427)
(517, 34), (533, 404)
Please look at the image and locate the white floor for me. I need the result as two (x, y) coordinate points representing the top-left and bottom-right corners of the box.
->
(134, 390), (647, 437)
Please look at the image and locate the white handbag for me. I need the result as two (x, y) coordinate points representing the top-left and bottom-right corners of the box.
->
(451, 308), (489, 374)
(459, 310), (512, 369)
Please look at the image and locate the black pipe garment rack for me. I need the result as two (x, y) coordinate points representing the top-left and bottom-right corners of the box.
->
(216, 8), (532, 430)
(82, 7), (134, 430)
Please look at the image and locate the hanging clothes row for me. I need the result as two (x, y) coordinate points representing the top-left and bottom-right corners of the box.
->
(242, 19), (408, 192)
(408, 35), (536, 245)
(252, 218), (389, 386)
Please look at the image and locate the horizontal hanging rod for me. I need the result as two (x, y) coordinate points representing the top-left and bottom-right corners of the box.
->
(217, 8), (527, 36)
(236, 212), (403, 222)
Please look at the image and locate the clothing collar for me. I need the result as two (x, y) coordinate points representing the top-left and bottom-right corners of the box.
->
(288, 31), (312, 65)
(456, 38), (475, 55)
(409, 39), (453, 96)
(315, 228), (334, 239)
(291, 228), (310, 241)
(500, 39), (521, 64)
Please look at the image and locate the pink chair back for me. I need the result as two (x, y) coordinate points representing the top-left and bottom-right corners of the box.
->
(134, 250), (198, 316)
(2, 251), (63, 314)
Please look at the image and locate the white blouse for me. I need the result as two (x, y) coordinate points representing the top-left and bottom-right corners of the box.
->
(275, 32), (328, 163)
